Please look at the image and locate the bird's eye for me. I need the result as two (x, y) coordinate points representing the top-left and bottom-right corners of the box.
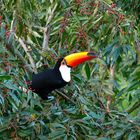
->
(61, 60), (66, 65)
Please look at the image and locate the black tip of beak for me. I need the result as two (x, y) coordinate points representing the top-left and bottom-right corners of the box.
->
(87, 52), (98, 58)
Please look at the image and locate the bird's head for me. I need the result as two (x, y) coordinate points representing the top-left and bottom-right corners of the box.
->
(55, 52), (97, 82)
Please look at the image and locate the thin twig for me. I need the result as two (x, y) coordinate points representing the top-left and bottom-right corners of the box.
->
(127, 119), (140, 131)
(114, 112), (140, 131)
(55, 89), (76, 104)
(15, 48), (33, 73)
(126, 100), (140, 114)
(46, 3), (58, 26)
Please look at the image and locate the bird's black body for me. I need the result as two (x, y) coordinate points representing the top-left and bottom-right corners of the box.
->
(25, 51), (97, 100)
(31, 58), (68, 99)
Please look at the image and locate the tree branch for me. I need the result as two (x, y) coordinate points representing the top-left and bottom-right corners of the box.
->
(14, 34), (37, 74)
(55, 89), (76, 104)
(126, 100), (140, 114)
(42, 3), (58, 52)
(33, 25), (45, 30)
(42, 26), (50, 52)
(135, 39), (140, 63)
(106, 66), (115, 113)
(10, 11), (16, 33)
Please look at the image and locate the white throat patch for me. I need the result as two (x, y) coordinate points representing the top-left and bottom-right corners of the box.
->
(59, 65), (71, 82)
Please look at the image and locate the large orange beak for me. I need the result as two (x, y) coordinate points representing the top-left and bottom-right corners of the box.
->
(64, 52), (97, 68)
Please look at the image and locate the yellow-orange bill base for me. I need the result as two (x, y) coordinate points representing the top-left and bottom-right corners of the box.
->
(64, 52), (97, 67)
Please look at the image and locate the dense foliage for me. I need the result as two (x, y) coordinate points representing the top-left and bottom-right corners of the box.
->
(0, 0), (140, 139)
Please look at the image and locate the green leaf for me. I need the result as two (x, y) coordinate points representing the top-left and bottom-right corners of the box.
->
(0, 75), (11, 81)
(103, 0), (113, 4)
(18, 128), (33, 137)
(84, 63), (91, 79)
(128, 132), (138, 140)
(0, 93), (4, 105)
(38, 135), (48, 140)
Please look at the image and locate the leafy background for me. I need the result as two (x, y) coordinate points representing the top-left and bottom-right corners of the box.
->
(0, 0), (140, 139)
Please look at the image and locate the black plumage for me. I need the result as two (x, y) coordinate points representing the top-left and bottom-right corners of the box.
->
(30, 58), (68, 99)
(25, 51), (97, 99)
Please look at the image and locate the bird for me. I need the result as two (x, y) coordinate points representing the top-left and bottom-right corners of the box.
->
(26, 52), (97, 99)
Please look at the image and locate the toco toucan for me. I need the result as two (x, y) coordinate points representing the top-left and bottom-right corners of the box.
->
(27, 52), (97, 99)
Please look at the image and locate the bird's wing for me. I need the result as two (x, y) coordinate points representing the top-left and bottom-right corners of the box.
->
(31, 69), (66, 90)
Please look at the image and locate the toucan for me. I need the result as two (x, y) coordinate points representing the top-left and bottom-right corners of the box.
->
(27, 52), (97, 99)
